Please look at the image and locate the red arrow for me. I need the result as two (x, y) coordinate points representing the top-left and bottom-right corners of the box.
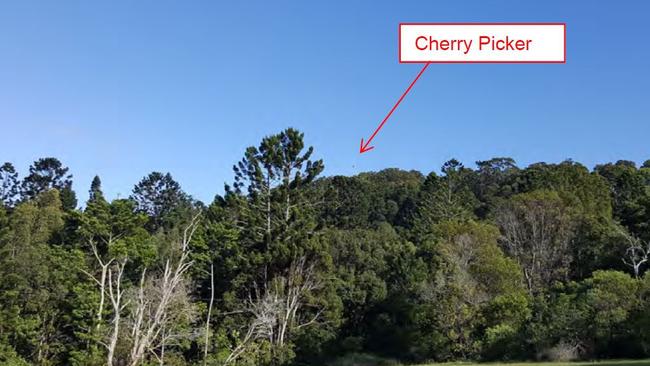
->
(360, 62), (431, 154)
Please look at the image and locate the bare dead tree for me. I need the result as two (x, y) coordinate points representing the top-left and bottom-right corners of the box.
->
(419, 233), (490, 306)
(158, 323), (166, 366)
(80, 240), (113, 330)
(81, 213), (201, 365)
(106, 258), (128, 366)
(203, 263), (215, 366)
(446, 234), (478, 271)
(224, 312), (258, 365)
(417, 233), (493, 356)
(224, 256), (323, 365)
(620, 229), (650, 278)
(80, 234), (122, 330)
(144, 282), (196, 366)
(447, 234), (490, 306)
(495, 193), (575, 295)
(127, 213), (200, 366)
(80, 233), (128, 366)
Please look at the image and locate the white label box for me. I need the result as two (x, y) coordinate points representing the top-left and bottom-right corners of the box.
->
(399, 23), (566, 63)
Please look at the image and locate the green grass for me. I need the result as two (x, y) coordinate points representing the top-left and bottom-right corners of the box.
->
(326, 354), (650, 366)
(419, 361), (650, 366)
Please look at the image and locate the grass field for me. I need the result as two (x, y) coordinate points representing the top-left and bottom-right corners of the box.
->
(327, 353), (650, 366)
(419, 361), (650, 366)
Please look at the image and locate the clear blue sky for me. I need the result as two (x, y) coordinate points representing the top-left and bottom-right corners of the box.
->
(1, 1), (649, 203)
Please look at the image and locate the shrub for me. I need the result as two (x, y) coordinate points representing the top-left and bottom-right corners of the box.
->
(0, 344), (29, 366)
(541, 342), (581, 362)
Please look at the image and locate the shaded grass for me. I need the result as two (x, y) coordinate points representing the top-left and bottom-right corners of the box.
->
(327, 352), (401, 366)
(421, 360), (650, 366)
(327, 353), (650, 366)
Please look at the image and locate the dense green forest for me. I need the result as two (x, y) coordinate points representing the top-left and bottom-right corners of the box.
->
(1, 128), (650, 366)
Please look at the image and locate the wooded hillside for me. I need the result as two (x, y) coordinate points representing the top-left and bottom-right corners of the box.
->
(1, 128), (649, 365)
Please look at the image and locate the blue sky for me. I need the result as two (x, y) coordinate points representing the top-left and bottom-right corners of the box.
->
(1, 1), (649, 203)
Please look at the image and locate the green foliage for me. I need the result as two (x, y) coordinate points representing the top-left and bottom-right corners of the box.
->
(21, 157), (77, 210)
(225, 128), (325, 267)
(130, 171), (193, 232)
(596, 161), (650, 242)
(0, 162), (20, 208)
(0, 190), (90, 364)
(0, 343), (29, 366)
(322, 224), (414, 354)
(0, 132), (649, 365)
(317, 169), (423, 229)
(81, 191), (155, 271)
(634, 273), (650, 355)
(211, 128), (337, 365)
(596, 161), (647, 220)
(413, 160), (478, 234)
(528, 270), (641, 359)
(410, 220), (528, 361)
(472, 157), (519, 217)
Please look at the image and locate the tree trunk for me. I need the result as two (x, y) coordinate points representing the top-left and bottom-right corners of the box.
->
(203, 263), (215, 366)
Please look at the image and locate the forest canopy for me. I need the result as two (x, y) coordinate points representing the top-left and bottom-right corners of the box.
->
(1, 128), (650, 365)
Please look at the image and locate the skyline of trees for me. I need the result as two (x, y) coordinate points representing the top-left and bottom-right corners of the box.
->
(1, 128), (650, 365)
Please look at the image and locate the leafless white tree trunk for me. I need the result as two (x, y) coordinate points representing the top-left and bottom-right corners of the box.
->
(82, 215), (201, 365)
(159, 323), (166, 366)
(81, 233), (129, 366)
(620, 229), (650, 278)
(80, 234), (122, 330)
(127, 214), (200, 366)
(224, 256), (323, 364)
(81, 241), (114, 329)
(107, 258), (128, 366)
(495, 194), (575, 295)
(203, 263), (215, 366)
(224, 315), (257, 365)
